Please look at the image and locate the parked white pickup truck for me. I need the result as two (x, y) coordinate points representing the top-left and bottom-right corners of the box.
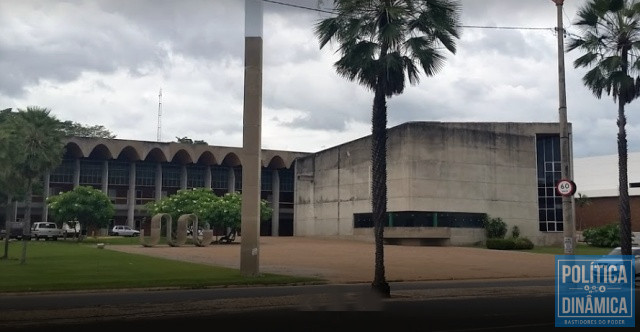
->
(31, 222), (63, 241)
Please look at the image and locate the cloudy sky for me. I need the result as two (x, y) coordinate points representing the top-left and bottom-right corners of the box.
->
(1, 0), (639, 158)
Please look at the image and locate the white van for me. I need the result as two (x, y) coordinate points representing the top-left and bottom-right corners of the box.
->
(31, 222), (62, 241)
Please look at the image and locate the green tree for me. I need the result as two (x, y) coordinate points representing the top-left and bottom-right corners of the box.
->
(207, 192), (272, 230)
(0, 108), (28, 259)
(575, 192), (592, 230)
(146, 188), (220, 230)
(0, 107), (65, 264)
(314, 0), (461, 297)
(145, 189), (272, 233)
(47, 186), (115, 241)
(60, 121), (116, 139)
(567, 0), (640, 255)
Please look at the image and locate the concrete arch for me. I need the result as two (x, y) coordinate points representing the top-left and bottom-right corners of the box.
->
(221, 153), (241, 167)
(116, 146), (141, 161)
(287, 159), (297, 170)
(88, 144), (113, 159)
(266, 155), (286, 169)
(171, 149), (193, 164)
(144, 147), (168, 163)
(63, 142), (83, 159)
(197, 151), (217, 166)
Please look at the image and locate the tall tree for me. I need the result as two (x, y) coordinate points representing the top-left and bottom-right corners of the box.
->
(60, 121), (116, 139)
(0, 108), (28, 259)
(315, 0), (460, 297)
(567, 0), (640, 255)
(1, 107), (65, 264)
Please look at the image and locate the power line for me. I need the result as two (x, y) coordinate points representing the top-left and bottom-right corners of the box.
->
(261, 0), (557, 33)
(459, 25), (552, 31)
(262, 0), (336, 14)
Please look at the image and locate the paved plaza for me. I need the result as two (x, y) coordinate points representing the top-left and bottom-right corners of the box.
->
(108, 236), (556, 283)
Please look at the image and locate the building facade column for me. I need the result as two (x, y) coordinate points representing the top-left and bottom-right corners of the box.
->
(204, 166), (212, 190)
(12, 200), (18, 222)
(155, 163), (163, 201)
(42, 170), (50, 222)
(73, 159), (80, 188)
(180, 164), (187, 190)
(101, 161), (109, 194)
(228, 167), (236, 193)
(127, 162), (136, 228)
(271, 169), (280, 237)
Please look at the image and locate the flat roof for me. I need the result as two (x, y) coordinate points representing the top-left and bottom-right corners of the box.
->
(573, 152), (640, 197)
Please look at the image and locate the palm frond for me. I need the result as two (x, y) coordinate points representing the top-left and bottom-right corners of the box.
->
(315, 0), (460, 98)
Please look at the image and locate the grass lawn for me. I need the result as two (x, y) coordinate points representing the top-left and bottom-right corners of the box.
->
(0, 238), (323, 293)
(517, 242), (613, 255)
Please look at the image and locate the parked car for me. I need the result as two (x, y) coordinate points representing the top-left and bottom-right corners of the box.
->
(606, 246), (640, 280)
(110, 225), (140, 237)
(62, 221), (81, 238)
(0, 221), (25, 240)
(31, 222), (62, 241)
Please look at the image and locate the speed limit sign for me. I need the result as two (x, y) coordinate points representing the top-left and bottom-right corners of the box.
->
(556, 179), (576, 197)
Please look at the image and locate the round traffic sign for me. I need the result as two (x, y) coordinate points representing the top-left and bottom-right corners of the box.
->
(556, 179), (576, 197)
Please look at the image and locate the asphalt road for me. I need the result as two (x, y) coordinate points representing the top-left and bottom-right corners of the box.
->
(1, 278), (562, 331)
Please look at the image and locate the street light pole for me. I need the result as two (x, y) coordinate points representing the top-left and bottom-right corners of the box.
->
(553, 0), (575, 255)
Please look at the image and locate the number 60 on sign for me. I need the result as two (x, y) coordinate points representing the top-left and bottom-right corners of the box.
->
(556, 179), (576, 197)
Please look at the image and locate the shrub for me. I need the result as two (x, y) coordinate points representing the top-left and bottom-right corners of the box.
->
(582, 223), (620, 248)
(486, 237), (534, 250)
(486, 238), (516, 250)
(511, 225), (520, 239)
(513, 237), (534, 250)
(483, 215), (507, 239)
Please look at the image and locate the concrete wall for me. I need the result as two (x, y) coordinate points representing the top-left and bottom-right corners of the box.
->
(294, 122), (567, 246)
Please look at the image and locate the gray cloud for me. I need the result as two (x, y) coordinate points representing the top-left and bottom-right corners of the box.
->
(2, 0), (640, 158)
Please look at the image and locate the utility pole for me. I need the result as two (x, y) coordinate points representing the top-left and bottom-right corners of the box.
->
(157, 88), (162, 142)
(553, 0), (575, 254)
(240, 0), (263, 276)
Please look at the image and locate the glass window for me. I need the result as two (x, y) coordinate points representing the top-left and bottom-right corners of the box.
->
(50, 159), (75, 184)
(261, 169), (272, 191)
(136, 163), (155, 187)
(536, 134), (562, 232)
(234, 167), (242, 191)
(280, 168), (294, 192)
(212, 166), (228, 190)
(79, 160), (103, 185)
(108, 161), (129, 186)
(353, 211), (486, 229)
(187, 165), (205, 188)
(163, 164), (181, 188)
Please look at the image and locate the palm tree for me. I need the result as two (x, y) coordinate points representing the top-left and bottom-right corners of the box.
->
(2, 107), (65, 264)
(574, 192), (592, 231)
(315, 0), (460, 297)
(567, 0), (640, 256)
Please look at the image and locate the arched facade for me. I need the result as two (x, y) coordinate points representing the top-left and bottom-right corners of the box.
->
(25, 137), (309, 237)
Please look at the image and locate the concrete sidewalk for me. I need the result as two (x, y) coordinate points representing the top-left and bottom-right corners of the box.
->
(107, 236), (556, 283)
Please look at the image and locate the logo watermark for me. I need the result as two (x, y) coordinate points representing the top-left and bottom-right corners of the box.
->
(555, 255), (635, 327)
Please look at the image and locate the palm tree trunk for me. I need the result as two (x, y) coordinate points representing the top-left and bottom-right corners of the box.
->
(20, 182), (32, 265)
(371, 81), (390, 298)
(2, 195), (11, 259)
(617, 99), (632, 255)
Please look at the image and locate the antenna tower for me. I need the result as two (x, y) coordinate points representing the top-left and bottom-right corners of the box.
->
(157, 88), (162, 142)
